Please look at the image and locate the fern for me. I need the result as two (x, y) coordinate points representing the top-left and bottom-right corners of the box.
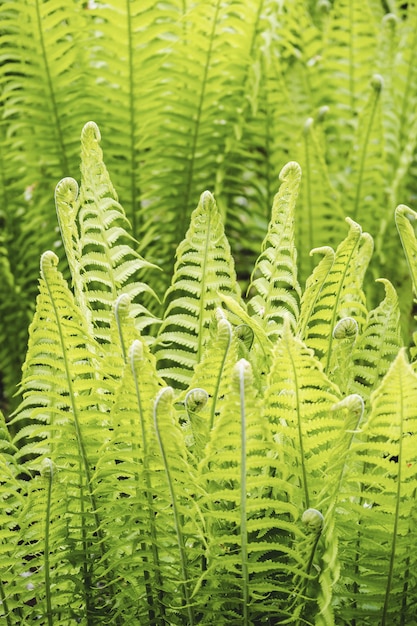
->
(300, 218), (371, 373)
(262, 320), (343, 624)
(336, 350), (417, 625)
(55, 121), (159, 344)
(155, 190), (242, 388)
(247, 161), (302, 336)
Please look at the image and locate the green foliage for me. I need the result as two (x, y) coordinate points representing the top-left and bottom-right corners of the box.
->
(3, 0), (417, 409)
(1, 125), (417, 624)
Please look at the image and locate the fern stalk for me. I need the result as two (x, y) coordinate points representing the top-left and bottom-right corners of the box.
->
(209, 315), (233, 431)
(42, 459), (54, 626)
(153, 387), (195, 625)
(33, 0), (68, 175)
(352, 76), (383, 221)
(238, 360), (249, 625)
(183, 0), (221, 214)
(130, 341), (166, 623)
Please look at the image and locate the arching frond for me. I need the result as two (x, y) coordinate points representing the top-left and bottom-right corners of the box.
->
(351, 278), (403, 398)
(155, 190), (242, 388)
(55, 122), (159, 344)
(247, 161), (302, 337)
(263, 320), (341, 622)
(295, 114), (345, 282)
(198, 357), (304, 624)
(7, 252), (119, 623)
(302, 218), (372, 373)
(336, 350), (417, 625)
(395, 203), (417, 356)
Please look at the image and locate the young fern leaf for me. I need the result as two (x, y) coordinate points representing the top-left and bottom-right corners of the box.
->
(9, 251), (117, 623)
(328, 316), (359, 394)
(351, 278), (402, 398)
(395, 203), (417, 356)
(55, 122), (159, 345)
(247, 161), (302, 338)
(297, 246), (335, 340)
(263, 319), (341, 623)
(337, 350), (417, 625)
(198, 356), (303, 623)
(313, 394), (365, 626)
(93, 338), (168, 624)
(302, 218), (371, 373)
(265, 316), (342, 508)
(154, 387), (200, 625)
(0, 412), (27, 624)
(155, 190), (242, 388)
(177, 310), (238, 459)
(296, 116), (345, 282)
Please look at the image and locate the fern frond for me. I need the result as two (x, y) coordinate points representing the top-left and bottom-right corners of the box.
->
(321, 0), (378, 142)
(341, 75), (386, 247)
(55, 122), (159, 344)
(198, 356), (305, 623)
(301, 218), (372, 372)
(336, 350), (417, 625)
(263, 320), (341, 623)
(178, 310), (239, 459)
(295, 112), (346, 282)
(155, 190), (242, 388)
(297, 246), (335, 339)
(8, 251), (123, 623)
(395, 203), (417, 355)
(351, 278), (403, 398)
(247, 161), (302, 337)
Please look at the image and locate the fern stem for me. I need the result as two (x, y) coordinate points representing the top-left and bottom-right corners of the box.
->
(397, 15), (417, 155)
(238, 362), (249, 626)
(0, 581), (13, 625)
(126, 0), (139, 238)
(348, 0), (355, 112)
(154, 388), (195, 626)
(209, 319), (232, 431)
(33, 0), (69, 175)
(197, 192), (213, 362)
(183, 0), (221, 214)
(324, 224), (361, 374)
(303, 121), (314, 273)
(130, 343), (167, 623)
(286, 337), (310, 509)
(352, 80), (382, 221)
(43, 459), (53, 626)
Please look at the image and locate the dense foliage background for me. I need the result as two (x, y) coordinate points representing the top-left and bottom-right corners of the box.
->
(1, 0), (417, 411)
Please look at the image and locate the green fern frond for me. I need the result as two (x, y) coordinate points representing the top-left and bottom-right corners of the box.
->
(155, 190), (242, 388)
(178, 310), (239, 458)
(198, 356), (304, 623)
(55, 122), (159, 344)
(247, 161), (302, 337)
(322, 0), (378, 138)
(295, 114), (345, 282)
(336, 349), (417, 625)
(301, 218), (372, 372)
(351, 278), (403, 397)
(7, 251), (125, 622)
(341, 75), (386, 249)
(265, 319), (341, 512)
(297, 246), (335, 339)
(92, 337), (171, 623)
(262, 320), (342, 623)
(395, 203), (417, 355)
